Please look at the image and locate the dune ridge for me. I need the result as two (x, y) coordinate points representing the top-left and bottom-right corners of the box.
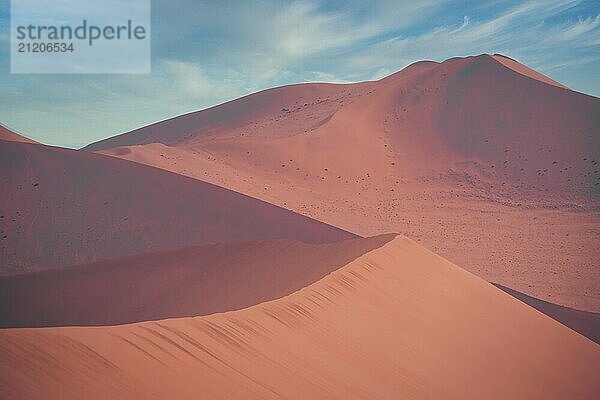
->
(0, 124), (37, 144)
(0, 235), (392, 327)
(1, 236), (598, 400)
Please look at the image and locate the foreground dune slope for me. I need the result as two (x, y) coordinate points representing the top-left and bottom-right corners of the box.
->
(0, 140), (355, 275)
(1, 236), (598, 400)
(0, 235), (392, 327)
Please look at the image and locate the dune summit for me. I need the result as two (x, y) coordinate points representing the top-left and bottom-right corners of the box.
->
(1, 236), (598, 399)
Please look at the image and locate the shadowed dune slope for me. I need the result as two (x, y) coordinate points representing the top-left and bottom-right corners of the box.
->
(0, 140), (355, 275)
(1, 236), (598, 400)
(495, 283), (600, 345)
(0, 235), (392, 327)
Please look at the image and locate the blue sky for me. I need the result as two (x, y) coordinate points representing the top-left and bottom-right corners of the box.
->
(0, 0), (599, 148)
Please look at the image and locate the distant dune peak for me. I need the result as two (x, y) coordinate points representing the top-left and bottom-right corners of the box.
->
(83, 53), (587, 155)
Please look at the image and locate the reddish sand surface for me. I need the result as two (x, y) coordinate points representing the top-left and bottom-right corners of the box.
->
(87, 54), (600, 311)
(0, 235), (390, 327)
(0, 125), (37, 144)
(0, 140), (355, 275)
(1, 236), (598, 400)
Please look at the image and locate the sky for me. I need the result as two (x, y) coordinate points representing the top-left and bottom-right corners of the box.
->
(0, 0), (599, 148)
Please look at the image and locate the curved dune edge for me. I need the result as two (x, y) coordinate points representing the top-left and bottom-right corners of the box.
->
(495, 283), (600, 345)
(1, 236), (598, 400)
(0, 235), (393, 328)
(0, 124), (37, 144)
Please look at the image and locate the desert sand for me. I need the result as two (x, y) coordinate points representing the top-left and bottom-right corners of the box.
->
(0, 140), (354, 275)
(1, 236), (598, 400)
(84, 54), (600, 311)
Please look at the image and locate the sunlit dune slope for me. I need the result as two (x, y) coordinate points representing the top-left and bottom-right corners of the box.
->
(1, 236), (598, 400)
(0, 235), (391, 327)
(0, 140), (355, 275)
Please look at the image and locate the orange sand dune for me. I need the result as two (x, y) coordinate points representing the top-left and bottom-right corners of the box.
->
(1, 235), (598, 400)
(0, 140), (355, 275)
(0, 235), (390, 327)
(0, 124), (37, 144)
(86, 54), (600, 311)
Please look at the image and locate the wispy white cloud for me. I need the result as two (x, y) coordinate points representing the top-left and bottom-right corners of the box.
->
(541, 14), (600, 45)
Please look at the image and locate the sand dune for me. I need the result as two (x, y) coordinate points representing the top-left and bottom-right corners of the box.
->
(0, 124), (37, 144)
(85, 54), (600, 311)
(1, 235), (598, 400)
(0, 235), (390, 327)
(0, 140), (354, 275)
(3, 53), (598, 400)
